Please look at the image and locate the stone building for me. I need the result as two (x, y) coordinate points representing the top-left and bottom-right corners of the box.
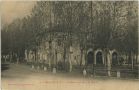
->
(25, 39), (125, 69)
(25, 27), (138, 72)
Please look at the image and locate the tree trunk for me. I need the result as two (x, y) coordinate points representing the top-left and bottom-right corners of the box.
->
(63, 45), (66, 70)
(129, 51), (134, 70)
(135, 53), (138, 64)
(17, 50), (20, 64)
(131, 52), (134, 70)
(55, 50), (57, 68)
(10, 52), (12, 63)
(80, 49), (83, 66)
(34, 49), (37, 62)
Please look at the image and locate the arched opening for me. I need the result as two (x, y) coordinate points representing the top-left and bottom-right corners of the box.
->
(87, 51), (94, 65)
(112, 52), (118, 65)
(96, 51), (103, 64)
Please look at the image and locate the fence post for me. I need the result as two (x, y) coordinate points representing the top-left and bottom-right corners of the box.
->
(108, 69), (111, 77)
(138, 64), (139, 79)
(93, 65), (95, 77)
(117, 70), (120, 78)
(83, 69), (87, 76)
(37, 66), (40, 70)
(44, 66), (47, 71)
(31, 64), (34, 69)
(52, 67), (56, 74)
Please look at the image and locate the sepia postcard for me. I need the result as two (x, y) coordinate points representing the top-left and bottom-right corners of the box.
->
(1, 0), (139, 90)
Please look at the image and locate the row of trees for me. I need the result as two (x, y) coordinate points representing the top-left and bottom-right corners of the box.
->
(1, 1), (138, 63)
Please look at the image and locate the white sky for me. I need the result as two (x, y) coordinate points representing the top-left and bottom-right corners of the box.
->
(1, 1), (36, 25)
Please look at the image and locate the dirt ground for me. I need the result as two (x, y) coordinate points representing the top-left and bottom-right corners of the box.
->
(1, 64), (139, 90)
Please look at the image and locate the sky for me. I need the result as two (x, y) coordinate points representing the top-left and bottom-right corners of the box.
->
(1, 1), (36, 26)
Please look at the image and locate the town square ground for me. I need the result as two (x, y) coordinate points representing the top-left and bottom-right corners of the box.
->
(1, 63), (139, 90)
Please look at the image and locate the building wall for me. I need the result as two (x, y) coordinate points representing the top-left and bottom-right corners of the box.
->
(26, 40), (135, 67)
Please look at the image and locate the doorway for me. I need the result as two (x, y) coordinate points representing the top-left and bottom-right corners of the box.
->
(96, 51), (103, 64)
(87, 51), (94, 65)
(112, 52), (118, 65)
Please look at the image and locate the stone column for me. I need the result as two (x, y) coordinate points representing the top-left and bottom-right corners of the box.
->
(104, 51), (107, 66)
(82, 52), (85, 66)
(107, 52), (111, 77)
(102, 52), (105, 64)
(94, 51), (96, 65)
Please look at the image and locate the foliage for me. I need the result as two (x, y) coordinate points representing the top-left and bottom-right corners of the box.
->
(1, 1), (138, 62)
